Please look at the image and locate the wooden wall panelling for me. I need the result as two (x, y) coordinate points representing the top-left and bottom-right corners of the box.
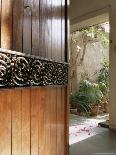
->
(44, 88), (51, 155)
(0, 0), (1, 46)
(0, 0), (68, 155)
(0, 90), (11, 155)
(44, 0), (48, 58)
(56, 87), (62, 155)
(51, 0), (58, 61)
(62, 87), (67, 155)
(61, 0), (65, 61)
(39, 0), (46, 57)
(38, 0), (42, 57)
(1, 0), (12, 49)
(0, 1), (13, 153)
(50, 88), (57, 155)
(30, 88), (39, 155)
(12, 89), (22, 155)
(46, 0), (52, 59)
(51, 0), (59, 154)
(23, 0), (32, 54)
(38, 88), (46, 155)
(32, 0), (40, 55)
(62, 1), (68, 154)
(44, 1), (52, 154)
(56, 0), (64, 154)
(22, 89), (31, 155)
(64, 0), (69, 154)
(44, 1), (52, 153)
(57, 0), (62, 61)
(13, 0), (23, 52)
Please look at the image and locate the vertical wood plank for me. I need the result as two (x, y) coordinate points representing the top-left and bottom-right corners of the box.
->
(57, 0), (62, 61)
(0, 1), (67, 155)
(23, 5), (32, 54)
(39, 0), (46, 57)
(44, 1), (52, 154)
(0, 90), (11, 155)
(30, 88), (39, 155)
(38, 88), (46, 155)
(51, 0), (58, 61)
(62, 88), (66, 155)
(56, 88), (63, 155)
(12, 0), (23, 52)
(32, 0), (40, 55)
(44, 88), (51, 155)
(46, 0), (52, 58)
(61, 0), (65, 61)
(22, 89), (30, 155)
(1, 0), (12, 49)
(12, 89), (22, 155)
(64, 87), (68, 155)
(0, 0), (1, 47)
(50, 88), (57, 155)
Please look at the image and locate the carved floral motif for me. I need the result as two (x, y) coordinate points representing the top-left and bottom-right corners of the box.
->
(0, 49), (68, 88)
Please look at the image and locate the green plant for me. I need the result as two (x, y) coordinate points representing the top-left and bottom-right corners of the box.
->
(70, 80), (103, 115)
(80, 25), (109, 47)
(97, 59), (109, 96)
(79, 80), (103, 105)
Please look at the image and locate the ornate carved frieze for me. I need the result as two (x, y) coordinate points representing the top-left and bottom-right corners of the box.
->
(0, 48), (68, 88)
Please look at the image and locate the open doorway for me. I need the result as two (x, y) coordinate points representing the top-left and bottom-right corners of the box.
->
(69, 16), (110, 145)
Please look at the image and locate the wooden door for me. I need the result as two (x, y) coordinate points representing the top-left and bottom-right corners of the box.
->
(0, 0), (68, 155)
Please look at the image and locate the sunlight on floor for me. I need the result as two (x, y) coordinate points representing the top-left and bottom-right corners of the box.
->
(69, 114), (109, 145)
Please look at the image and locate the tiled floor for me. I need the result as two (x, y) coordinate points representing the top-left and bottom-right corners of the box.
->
(69, 114), (116, 155)
(69, 114), (108, 145)
(69, 130), (116, 155)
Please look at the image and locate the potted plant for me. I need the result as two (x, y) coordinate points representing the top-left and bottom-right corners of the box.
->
(97, 60), (109, 114)
(70, 80), (103, 116)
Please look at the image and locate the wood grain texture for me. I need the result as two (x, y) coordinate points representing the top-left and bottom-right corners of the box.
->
(39, 0), (46, 57)
(61, 0), (65, 61)
(0, 90), (11, 155)
(44, 88), (51, 155)
(23, 3), (32, 54)
(12, 0), (23, 52)
(30, 88), (39, 155)
(38, 88), (46, 155)
(50, 88), (57, 155)
(12, 90), (22, 155)
(22, 89), (31, 155)
(32, 0), (40, 55)
(56, 88), (62, 155)
(1, 0), (12, 49)
(0, 0), (1, 47)
(0, 0), (68, 154)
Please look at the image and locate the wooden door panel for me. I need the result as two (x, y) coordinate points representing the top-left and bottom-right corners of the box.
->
(1, 0), (12, 49)
(0, 86), (68, 155)
(13, 0), (23, 51)
(0, 0), (68, 154)
(22, 89), (31, 155)
(12, 90), (22, 155)
(0, 90), (11, 155)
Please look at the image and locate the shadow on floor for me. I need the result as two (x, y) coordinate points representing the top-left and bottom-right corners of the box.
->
(69, 130), (116, 155)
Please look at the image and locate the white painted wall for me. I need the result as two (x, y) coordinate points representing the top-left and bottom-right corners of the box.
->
(70, 0), (116, 130)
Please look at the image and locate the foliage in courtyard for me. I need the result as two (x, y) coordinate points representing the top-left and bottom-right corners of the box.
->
(70, 59), (109, 115)
(97, 59), (109, 97)
(70, 80), (103, 114)
(70, 23), (109, 116)
(80, 25), (109, 47)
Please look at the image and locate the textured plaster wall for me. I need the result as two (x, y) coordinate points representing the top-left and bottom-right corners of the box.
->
(70, 32), (109, 93)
